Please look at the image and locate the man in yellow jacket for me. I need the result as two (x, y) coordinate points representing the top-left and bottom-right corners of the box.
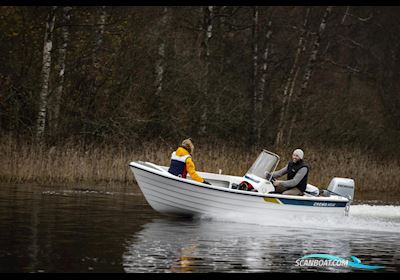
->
(168, 138), (211, 185)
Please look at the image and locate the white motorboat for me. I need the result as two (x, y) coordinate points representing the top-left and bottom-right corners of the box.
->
(129, 150), (355, 218)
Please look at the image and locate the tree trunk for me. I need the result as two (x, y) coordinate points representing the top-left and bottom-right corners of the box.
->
(199, 6), (213, 135)
(275, 7), (310, 146)
(300, 6), (333, 94)
(92, 6), (107, 97)
(286, 6), (333, 144)
(255, 18), (273, 145)
(93, 6), (106, 67)
(341, 6), (350, 24)
(154, 7), (169, 97)
(284, 65), (301, 145)
(82, 5), (107, 143)
(249, 6), (259, 146)
(35, 6), (57, 145)
(49, 6), (72, 136)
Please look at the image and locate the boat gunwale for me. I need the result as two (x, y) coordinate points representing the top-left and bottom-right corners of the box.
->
(129, 161), (349, 204)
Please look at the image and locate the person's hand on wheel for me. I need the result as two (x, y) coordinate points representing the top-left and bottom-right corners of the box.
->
(272, 180), (282, 187)
(265, 172), (273, 180)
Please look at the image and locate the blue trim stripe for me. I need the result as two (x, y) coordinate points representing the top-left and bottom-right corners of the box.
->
(279, 198), (347, 207)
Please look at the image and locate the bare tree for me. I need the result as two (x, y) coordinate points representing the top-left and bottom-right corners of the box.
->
(341, 6), (350, 24)
(199, 6), (213, 135)
(286, 6), (333, 143)
(255, 17), (273, 144)
(154, 7), (169, 97)
(49, 6), (72, 135)
(35, 6), (57, 145)
(249, 6), (259, 146)
(92, 6), (107, 97)
(300, 6), (333, 94)
(275, 7), (310, 146)
(1, 6), (397, 153)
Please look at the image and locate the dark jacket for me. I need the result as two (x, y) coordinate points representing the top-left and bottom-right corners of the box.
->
(286, 160), (309, 192)
(271, 160), (309, 192)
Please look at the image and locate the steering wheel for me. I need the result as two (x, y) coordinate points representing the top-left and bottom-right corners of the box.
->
(265, 172), (275, 182)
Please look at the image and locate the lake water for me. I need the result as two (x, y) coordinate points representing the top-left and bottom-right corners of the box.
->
(0, 183), (399, 273)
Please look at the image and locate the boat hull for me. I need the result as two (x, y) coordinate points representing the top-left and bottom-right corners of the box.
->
(129, 162), (349, 218)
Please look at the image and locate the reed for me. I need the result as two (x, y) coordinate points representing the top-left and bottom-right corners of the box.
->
(0, 136), (398, 194)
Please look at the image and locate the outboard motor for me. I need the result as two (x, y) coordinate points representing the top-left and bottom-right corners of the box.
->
(327, 177), (355, 200)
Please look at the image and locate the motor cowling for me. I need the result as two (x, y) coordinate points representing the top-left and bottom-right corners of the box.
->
(327, 177), (355, 200)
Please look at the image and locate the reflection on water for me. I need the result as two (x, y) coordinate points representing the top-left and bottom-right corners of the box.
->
(123, 213), (400, 273)
(0, 183), (160, 272)
(0, 183), (399, 273)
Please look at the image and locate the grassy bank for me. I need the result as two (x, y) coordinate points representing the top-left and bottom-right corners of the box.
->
(0, 136), (398, 194)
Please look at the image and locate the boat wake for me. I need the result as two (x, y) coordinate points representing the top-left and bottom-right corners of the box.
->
(201, 204), (400, 234)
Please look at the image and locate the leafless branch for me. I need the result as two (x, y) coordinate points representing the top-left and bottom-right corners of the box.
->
(322, 58), (361, 73)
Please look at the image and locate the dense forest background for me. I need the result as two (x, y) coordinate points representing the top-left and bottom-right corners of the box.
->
(1, 6), (400, 157)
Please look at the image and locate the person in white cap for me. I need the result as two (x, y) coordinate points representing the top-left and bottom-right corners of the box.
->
(267, 148), (309, 196)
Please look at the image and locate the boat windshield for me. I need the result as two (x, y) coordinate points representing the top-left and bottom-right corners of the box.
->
(246, 150), (280, 179)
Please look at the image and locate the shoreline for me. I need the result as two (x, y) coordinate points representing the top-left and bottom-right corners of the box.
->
(1, 181), (399, 205)
(0, 138), (398, 193)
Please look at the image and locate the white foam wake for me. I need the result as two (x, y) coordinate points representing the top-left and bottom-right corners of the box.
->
(201, 204), (400, 234)
(350, 204), (400, 219)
